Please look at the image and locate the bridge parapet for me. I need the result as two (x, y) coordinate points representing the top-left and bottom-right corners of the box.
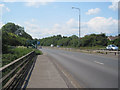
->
(0, 51), (36, 89)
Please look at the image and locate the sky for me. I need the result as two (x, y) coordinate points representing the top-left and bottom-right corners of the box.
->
(0, 0), (119, 39)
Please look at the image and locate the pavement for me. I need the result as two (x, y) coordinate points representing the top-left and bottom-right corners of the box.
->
(27, 55), (68, 88)
(41, 48), (118, 88)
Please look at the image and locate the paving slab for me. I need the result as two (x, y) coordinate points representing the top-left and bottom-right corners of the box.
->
(27, 55), (68, 88)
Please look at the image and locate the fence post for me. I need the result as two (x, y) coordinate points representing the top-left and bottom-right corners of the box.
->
(106, 52), (107, 54)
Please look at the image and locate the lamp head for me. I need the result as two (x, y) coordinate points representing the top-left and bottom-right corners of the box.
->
(72, 7), (74, 9)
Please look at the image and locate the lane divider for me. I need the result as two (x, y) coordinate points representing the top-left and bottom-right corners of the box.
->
(94, 61), (104, 65)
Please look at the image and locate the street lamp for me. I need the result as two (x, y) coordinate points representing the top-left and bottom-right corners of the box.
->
(72, 7), (80, 39)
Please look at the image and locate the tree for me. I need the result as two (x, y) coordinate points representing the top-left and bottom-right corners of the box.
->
(2, 23), (16, 33)
(1, 22), (33, 53)
(2, 22), (32, 40)
(39, 33), (108, 48)
(113, 37), (120, 47)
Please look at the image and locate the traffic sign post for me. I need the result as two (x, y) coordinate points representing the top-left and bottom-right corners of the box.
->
(26, 40), (38, 49)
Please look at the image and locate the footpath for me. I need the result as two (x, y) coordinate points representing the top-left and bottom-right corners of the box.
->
(27, 55), (68, 88)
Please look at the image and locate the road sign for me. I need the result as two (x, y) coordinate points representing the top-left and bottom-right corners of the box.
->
(37, 41), (40, 45)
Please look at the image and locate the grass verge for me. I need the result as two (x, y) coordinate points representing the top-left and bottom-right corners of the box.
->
(34, 49), (43, 55)
(2, 46), (42, 67)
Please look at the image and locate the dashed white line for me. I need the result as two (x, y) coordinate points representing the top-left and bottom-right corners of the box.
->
(94, 61), (104, 65)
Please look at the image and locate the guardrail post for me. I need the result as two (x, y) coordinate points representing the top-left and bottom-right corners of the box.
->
(106, 52), (107, 54)
(118, 51), (120, 54)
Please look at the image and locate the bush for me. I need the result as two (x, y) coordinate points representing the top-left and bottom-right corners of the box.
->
(34, 49), (43, 55)
(2, 46), (43, 66)
(2, 47), (33, 66)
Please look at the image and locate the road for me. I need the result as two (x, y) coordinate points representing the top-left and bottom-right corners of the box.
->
(41, 48), (118, 88)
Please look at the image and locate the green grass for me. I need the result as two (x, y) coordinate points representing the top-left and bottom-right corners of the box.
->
(2, 47), (33, 66)
(2, 46), (42, 67)
(34, 49), (43, 55)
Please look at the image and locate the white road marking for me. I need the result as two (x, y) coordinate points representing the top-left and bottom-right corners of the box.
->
(94, 61), (104, 65)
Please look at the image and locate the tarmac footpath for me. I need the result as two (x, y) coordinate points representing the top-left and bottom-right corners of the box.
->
(26, 55), (68, 88)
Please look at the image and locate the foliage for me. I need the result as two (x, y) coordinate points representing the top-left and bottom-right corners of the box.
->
(2, 31), (28, 53)
(2, 47), (33, 66)
(39, 33), (112, 48)
(1, 22), (43, 67)
(2, 22), (32, 40)
(2, 47), (42, 66)
(1, 22), (33, 54)
(40, 35), (62, 46)
(2, 22), (16, 33)
(113, 37), (120, 47)
(34, 49), (43, 55)
(80, 34), (108, 47)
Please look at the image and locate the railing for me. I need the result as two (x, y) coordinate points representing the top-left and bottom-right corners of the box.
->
(0, 51), (36, 89)
(95, 50), (120, 55)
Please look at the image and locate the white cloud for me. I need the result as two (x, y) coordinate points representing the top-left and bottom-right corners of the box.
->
(82, 17), (118, 36)
(0, 4), (10, 13)
(109, 2), (118, 10)
(0, 4), (10, 28)
(0, 0), (114, 2)
(1, 0), (18, 2)
(2, 0), (55, 2)
(66, 18), (78, 27)
(0, 4), (3, 18)
(25, 2), (47, 8)
(5, 7), (10, 12)
(0, 4), (5, 7)
(1, 0), (55, 8)
(86, 8), (100, 15)
(24, 0), (55, 8)
(23, 18), (78, 38)
(23, 17), (118, 39)
(108, 0), (120, 10)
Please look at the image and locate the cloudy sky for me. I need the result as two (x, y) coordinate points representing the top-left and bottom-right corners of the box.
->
(0, 0), (119, 39)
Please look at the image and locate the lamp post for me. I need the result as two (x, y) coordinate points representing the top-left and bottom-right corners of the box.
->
(72, 7), (80, 39)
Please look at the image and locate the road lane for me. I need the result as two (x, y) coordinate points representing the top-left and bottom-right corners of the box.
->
(41, 48), (118, 88)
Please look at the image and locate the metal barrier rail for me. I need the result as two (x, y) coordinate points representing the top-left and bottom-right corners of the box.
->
(0, 51), (36, 89)
(95, 50), (120, 55)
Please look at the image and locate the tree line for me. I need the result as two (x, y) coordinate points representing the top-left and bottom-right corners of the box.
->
(39, 34), (120, 48)
(1, 22), (120, 53)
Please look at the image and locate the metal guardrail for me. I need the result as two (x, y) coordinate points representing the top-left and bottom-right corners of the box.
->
(95, 49), (120, 55)
(47, 46), (120, 56)
(0, 51), (36, 89)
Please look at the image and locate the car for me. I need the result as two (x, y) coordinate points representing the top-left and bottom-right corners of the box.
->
(51, 44), (54, 47)
(57, 45), (60, 48)
(106, 44), (118, 50)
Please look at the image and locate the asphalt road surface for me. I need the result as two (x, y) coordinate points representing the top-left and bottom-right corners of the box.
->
(41, 48), (118, 88)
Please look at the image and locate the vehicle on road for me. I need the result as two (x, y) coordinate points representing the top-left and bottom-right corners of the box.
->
(51, 44), (54, 47)
(106, 44), (118, 50)
(57, 45), (60, 48)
